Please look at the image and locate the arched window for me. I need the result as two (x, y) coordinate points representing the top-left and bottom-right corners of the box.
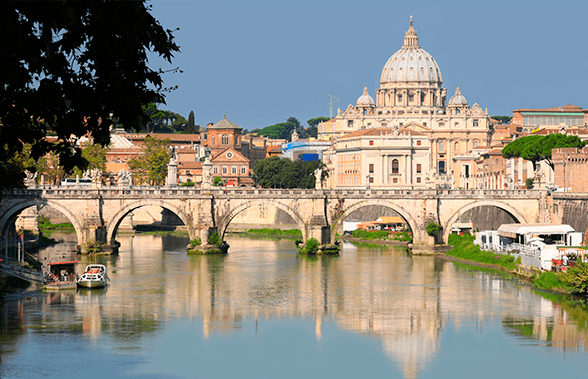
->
(473, 140), (479, 148)
(439, 141), (445, 151)
(222, 135), (229, 145)
(392, 159), (399, 174)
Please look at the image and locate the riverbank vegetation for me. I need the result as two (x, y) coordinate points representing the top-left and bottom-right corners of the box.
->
(39, 216), (74, 231)
(237, 228), (302, 240)
(350, 229), (412, 243)
(447, 234), (516, 270)
(447, 234), (588, 296)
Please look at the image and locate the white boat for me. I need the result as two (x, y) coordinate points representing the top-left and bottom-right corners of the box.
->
(77, 264), (109, 289)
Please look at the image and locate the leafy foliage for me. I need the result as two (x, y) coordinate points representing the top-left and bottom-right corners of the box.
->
(298, 238), (319, 255)
(534, 272), (565, 290)
(72, 139), (109, 178)
(128, 136), (171, 185)
(307, 117), (330, 128)
(560, 262), (588, 294)
(502, 134), (587, 170)
(207, 231), (223, 247)
(491, 116), (512, 124)
(426, 222), (440, 237)
(189, 238), (202, 247)
(253, 156), (322, 189)
(0, 1), (179, 191)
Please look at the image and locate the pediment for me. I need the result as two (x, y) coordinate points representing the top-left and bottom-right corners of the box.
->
(210, 147), (249, 163)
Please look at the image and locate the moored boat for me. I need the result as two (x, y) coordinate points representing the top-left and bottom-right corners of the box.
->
(44, 261), (78, 290)
(77, 264), (109, 289)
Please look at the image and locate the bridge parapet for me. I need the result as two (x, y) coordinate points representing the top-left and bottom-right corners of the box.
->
(3, 186), (546, 200)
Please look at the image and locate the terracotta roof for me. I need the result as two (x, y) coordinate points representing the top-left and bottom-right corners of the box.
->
(513, 104), (586, 113)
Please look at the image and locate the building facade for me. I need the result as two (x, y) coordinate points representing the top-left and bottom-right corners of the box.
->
(318, 20), (493, 188)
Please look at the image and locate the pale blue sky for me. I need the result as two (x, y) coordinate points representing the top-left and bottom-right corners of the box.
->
(148, 1), (588, 130)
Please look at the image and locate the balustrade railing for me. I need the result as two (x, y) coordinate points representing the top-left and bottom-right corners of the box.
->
(2, 186), (546, 199)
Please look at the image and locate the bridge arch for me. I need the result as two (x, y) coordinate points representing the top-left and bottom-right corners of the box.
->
(216, 199), (308, 242)
(330, 199), (423, 245)
(442, 200), (528, 243)
(0, 199), (85, 247)
(105, 200), (194, 245)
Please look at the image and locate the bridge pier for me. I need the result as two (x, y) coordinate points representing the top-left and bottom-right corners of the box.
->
(308, 225), (331, 245)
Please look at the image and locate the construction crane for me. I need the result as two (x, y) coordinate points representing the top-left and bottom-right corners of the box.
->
(326, 94), (341, 119)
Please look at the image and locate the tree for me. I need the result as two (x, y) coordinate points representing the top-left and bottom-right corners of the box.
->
(128, 136), (171, 185)
(72, 139), (109, 178)
(307, 117), (330, 128)
(253, 156), (322, 189)
(491, 116), (512, 124)
(560, 262), (588, 294)
(0, 1), (179, 191)
(502, 134), (587, 171)
(188, 110), (196, 128)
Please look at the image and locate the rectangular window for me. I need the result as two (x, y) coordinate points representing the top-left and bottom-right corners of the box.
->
(213, 166), (218, 174)
(393, 178), (398, 184)
(369, 140), (374, 146)
(473, 119), (478, 126)
(241, 166), (247, 175)
(231, 166), (237, 175)
(417, 140), (421, 146)
(423, 122), (427, 127)
(369, 164), (374, 173)
(438, 161), (446, 174)
(369, 176), (374, 184)
(222, 166), (228, 174)
(348, 120), (354, 128)
(416, 177), (421, 183)
(416, 164), (421, 173)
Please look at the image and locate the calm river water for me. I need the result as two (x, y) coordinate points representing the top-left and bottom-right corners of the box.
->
(1, 233), (587, 379)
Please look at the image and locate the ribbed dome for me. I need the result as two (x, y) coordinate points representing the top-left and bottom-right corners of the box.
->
(448, 85), (467, 106)
(380, 21), (442, 84)
(356, 87), (375, 106)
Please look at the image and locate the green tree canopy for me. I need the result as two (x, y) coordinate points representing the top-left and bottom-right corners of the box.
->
(307, 117), (330, 128)
(502, 134), (587, 170)
(253, 156), (322, 189)
(491, 116), (512, 124)
(0, 1), (179, 191)
(128, 136), (171, 186)
(72, 139), (109, 178)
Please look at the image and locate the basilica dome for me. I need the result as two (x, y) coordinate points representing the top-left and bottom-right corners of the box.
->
(448, 85), (467, 106)
(356, 87), (375, 107)
(380, 21), (443, 84)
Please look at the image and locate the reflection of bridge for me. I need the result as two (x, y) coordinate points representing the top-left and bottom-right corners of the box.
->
(0, 187), (546, 249)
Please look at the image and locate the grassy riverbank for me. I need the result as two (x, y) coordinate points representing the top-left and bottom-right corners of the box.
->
(347, 230), (412, 243)
(39, 216), (74, 232)
(235, 228), (302, 240)
(445, 234), (588, 296)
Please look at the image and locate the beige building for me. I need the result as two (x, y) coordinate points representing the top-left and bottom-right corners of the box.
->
(319, 19), (492, 188)
(324, 126), (431, 188)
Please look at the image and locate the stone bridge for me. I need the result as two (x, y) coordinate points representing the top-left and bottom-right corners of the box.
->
(0, 186), (548, 251)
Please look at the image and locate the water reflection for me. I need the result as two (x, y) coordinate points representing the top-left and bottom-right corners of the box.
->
(1, 234), (588, 379)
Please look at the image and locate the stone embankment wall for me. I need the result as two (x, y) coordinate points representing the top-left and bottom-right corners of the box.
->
(457, 205), (517, 231)
(551, 196), (588, 239)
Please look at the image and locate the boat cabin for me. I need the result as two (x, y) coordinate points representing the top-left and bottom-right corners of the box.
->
(47, 261), (78, 282)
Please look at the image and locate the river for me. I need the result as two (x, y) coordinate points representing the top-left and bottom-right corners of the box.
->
(1, 233), (587, 379)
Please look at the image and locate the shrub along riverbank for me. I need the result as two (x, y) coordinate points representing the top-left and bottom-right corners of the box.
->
(445, 234), (588, 296)
(235, 228), (302, 240)
(348, 229), (412, 243)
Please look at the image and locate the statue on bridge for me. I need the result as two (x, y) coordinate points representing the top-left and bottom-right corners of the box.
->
(24, 170), (37, 188)
(117, 169), (132, 187)
(201, 156), (212, 189)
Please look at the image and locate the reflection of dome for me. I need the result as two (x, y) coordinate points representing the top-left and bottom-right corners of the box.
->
(380, 20), (442, 84)
(356, 87), (375, 107)
(448, 85), (467, 106)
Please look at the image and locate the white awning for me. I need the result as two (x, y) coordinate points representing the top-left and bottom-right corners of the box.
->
(498, 223), (574, 238)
